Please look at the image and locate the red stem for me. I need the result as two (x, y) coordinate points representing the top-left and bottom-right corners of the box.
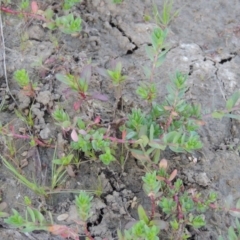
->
(149, 194), (156, 221)
(84, 224), (94, 240)
(0, 6), (46, 21)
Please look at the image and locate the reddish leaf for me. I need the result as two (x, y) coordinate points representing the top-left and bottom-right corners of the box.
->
(168, 169), (177, 182)
(71, 129), (79, 142)
(91, 92), (108, 101)
(122, 130), (126, 140)
(73, 101), (82, 111)
(66, 165), (75, 177)
(79, 129), (87, 135)
(31, 1), (38, 13)
(159, 158), (168, 169)
(48, 225), (79, 240)
(156, 176), (166, 181)
(94, 115), (101, 124)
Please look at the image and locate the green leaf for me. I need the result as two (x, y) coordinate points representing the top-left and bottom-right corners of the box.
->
(138, 205), (149, 224)
(153, 149), (161, 163)
(228, 226), (238, 240)
(226, 91), (240, 111)
(27, 207), (35, 223)
(143, 66), (152, 78)
(145, 46), (155, 61)
(224, 113), (240, 120)
(130, 149), (149, 161)
(211, 111), (225, 119)
(146, 147), (155, 156)
(155, 49), (168, 67)
(140, 135), (149, 147)
(149, 140), (166, 150)
(149, 124), (154, 141)
(126, 131), (137, 139)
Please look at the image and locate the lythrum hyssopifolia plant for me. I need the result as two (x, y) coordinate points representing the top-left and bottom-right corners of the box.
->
(118, 159), (218, 240)
(56, 64), (108, 110)
(13, 69), (36, 97)
(4, 191), (91, 240)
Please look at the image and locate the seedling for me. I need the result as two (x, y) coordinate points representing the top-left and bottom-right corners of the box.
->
(71, 124), (115, 165)
(13, 69), (36, 97)
(75, 191), (94, 239)
(98, 61), (127, 107)
(153, 0), (180, 28)
(14, 109), (34, 128)
(51, 154), (74, 189)
(119, 159), (218, 239)
(56, 66), (108, 110)
(63, 0), (81, 10)
(4, 207), (79, 239)
(118, 205), (160, 240)
(112, 0), (123, 3)
(19, 0), (29, 11)
(55, 14), (82, 35)
(52, 107), (71, 131)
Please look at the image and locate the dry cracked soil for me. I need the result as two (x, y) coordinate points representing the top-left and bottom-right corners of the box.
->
(1, 0), (240, 239)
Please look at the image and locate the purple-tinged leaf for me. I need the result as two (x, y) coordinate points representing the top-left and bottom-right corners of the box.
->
(71, 129), (79, 142)
(56, 74), (70, 85)
(91, 92), (108, 101)
(78, 129), (87, 135)
(80, 64), (92, 82)
(73, 101), (82, 111)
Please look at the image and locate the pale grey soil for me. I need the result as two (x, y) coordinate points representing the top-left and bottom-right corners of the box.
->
(0, 0), (240, 239)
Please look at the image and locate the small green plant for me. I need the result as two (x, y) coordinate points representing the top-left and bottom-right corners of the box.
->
(55, 14), (82, 35)
(4, 206), (79, 239)
(107, 62), (126, 87)
(51, 154), (74, 189)
(63, 0), (81, 10)
(153, 0), (180, 28)
(118, 204), (160, 240)
(13, 69), (36, 97)
(119, 159), (218, 239)
(1, 156), (47, 196)
(14, 109), (34, 128)
(75, 191), (93, 221)
(13, 69), (30, 88)
(112, 0), (123, 3)
(52, 107), (71, 131)
(19, 0), (29, 11)
(56, 73), (88, 99)
(55, 65), (108, 110)
(5, 207), (48, 232)
(24, 196), (32, 206)
(70, 120), (115, 165)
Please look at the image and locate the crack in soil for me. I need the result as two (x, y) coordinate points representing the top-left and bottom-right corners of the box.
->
(109, 17), (139, 55)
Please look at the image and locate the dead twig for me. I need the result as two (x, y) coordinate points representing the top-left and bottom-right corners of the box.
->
(0, 10), (17, 104)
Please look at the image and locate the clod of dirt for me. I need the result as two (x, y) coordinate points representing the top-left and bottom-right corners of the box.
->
(31, 105), (45, 124)
(16, 91), (31, 110)
(39, 125), (51, 139)
(36, 91), (53, 107)
(27, 25), (45, 41)
(195, 172), (210, 187)
(66, 205), (81, 223)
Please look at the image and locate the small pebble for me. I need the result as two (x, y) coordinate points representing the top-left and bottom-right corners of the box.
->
(57, 213), (69, 221)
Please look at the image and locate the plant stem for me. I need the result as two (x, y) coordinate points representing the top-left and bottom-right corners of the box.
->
(0, 6), (46, 21)
(149, 194), (156, 221)
(84, 223), (94, 240)
(149, 47), (162, 82)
